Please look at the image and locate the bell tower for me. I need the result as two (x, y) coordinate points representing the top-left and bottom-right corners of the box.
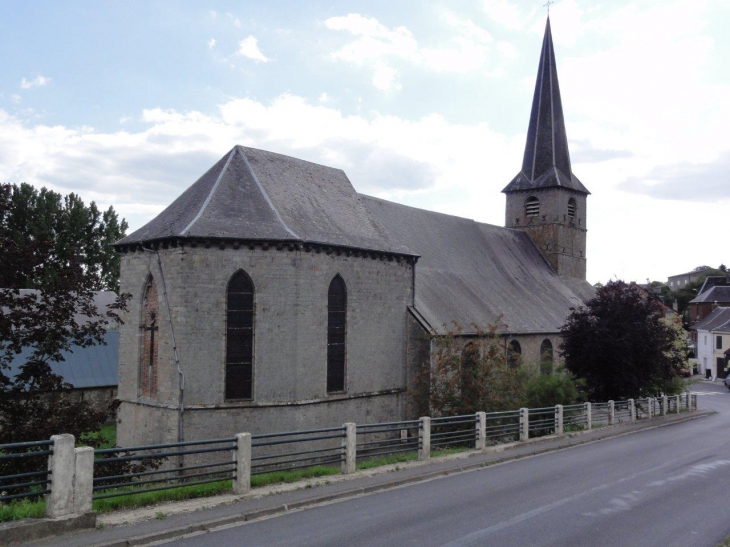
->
(502, 17), (589, 280)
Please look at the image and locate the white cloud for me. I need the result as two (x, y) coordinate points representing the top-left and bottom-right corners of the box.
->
(20, 75), (51, 90)
(325, 12), (507, 89)
(318, 92), (332, 103)
(11, 94), (22, 104)
(236, 35), (270, 63)
(482, 0), (524, 30)
(207, 38), (217, 49)
(371, 62), (401, 91)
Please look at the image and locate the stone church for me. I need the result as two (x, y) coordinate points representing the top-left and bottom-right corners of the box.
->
(114, 19), (594, 446)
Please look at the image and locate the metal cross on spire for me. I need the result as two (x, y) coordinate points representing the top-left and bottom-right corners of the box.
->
(543, 0), (554, 14)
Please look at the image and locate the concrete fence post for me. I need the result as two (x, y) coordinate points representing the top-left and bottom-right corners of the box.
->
(674, 395), (680, 414)
(647, 397), (653, 418)
(519, 408), (529, 442)
(628, 399), (636, 422)
(662, 396), (667, 416)
(585, 402), (592, 430)
(418, 417), (431, 460)
(341, 423), (356, 474)
(608, 401), (615, 425)
(233, 433), (251, 495)
(46, 434), (76, 518)
(73, 446), (94, 514)
(555, 405), (564, 435)
(691, 393), (697, 410)
(476, 412), (486, 450)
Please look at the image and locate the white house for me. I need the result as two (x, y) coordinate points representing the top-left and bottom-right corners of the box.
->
(692, 307), (730, 379)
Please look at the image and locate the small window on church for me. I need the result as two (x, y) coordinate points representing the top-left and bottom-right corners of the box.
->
(568, 198), (577, 219)
(327, 275), (347, 393)
(525, 196), (540, 217)
(139, 275), (159, 398)
(226, 270), (255, 400)
(507, 339), (522, 368)
(540, 339), (554, 375)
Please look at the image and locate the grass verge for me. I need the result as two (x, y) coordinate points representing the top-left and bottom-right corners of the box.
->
(0, 498), (46, 523)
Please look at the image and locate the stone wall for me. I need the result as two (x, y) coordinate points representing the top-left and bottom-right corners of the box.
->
(116, 244), (414, 446)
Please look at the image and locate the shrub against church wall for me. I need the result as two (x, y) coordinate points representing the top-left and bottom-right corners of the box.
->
(116, 244), (414, 446)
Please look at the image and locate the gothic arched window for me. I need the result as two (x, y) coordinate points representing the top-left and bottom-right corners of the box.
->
(461, 342), (478, 399)
(507, 339), (522, 368)
(139, 275), (159, 398)
(327, 275), (347, 393)
(567, 198), (577, 219)
(226, 270), (255, 400)
(540, 339), (554, 375)
(525, 196), (540, 217)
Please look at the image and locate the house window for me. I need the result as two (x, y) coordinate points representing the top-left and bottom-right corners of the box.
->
(567, 198), (577, 219)
(226, 270), (254, 400)
(540, 339), (553, 375)
(717, 336), (723, 350)
(525, 196), (540, 217)
(139, 275), (159, 398)
(327, 275), (347, 393)
(507, 339), (522, 368)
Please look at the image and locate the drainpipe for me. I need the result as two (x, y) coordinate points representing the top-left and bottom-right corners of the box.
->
(143, 247), (185, 446)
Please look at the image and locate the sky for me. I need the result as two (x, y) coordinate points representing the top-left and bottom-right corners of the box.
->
(1, 0), (728, 285)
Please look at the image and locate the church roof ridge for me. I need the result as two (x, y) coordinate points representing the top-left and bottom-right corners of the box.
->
(502, 17), (589, 195)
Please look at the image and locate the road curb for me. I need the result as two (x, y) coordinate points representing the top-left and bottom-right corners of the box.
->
(80, 410), (711, 547)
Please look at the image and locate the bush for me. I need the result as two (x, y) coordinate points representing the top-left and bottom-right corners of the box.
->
(525, 368), (584, 408)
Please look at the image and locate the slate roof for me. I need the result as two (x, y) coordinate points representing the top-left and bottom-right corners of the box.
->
(698, 276), (730, 295)
(691, 307), (730, 332)
(690, 286), (730, 304)
(362, 196), (595, 335)
(502, 18), (589, 196)
(117, 146), (413, 257)
(4, 291), (120, 388)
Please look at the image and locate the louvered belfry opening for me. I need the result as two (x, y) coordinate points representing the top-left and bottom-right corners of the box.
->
(567, 198), (576, 219)
(525, 196), (540, 217)
(226, 270), (254, 400)
(327, 275), (347, 393)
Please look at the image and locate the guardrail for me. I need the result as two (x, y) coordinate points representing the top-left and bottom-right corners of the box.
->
(251, 427), (346, 476)
(92, 438), (237, 500)
(0, 440), (53, 503)
(0, 390), (698, 520)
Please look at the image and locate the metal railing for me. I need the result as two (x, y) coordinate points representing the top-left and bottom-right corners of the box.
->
(430, 415), (478, 450)
(92, 438), (237, 500)
(251, 426), (346, 475)
(0, 440), (53, 503)
(563, 404), (587, 430)
(528, 407), (556, 437)
(484, 410), (521, 443)
(356, 419), (420, 462)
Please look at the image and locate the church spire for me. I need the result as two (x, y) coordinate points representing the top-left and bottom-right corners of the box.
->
(502, 17), (589, 195)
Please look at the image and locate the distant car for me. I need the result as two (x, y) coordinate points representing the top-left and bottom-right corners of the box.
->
(724, 376), (730, 390)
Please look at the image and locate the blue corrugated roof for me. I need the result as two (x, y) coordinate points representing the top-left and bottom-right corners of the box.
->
(6, 329), (119, 389)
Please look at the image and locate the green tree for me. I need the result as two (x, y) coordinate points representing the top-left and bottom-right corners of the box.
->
(560, 280), (687, 401)
(0, 183), (130, 450)
(2, 183), (128, 292)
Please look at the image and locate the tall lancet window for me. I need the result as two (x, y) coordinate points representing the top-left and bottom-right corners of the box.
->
(327, 275), (347, 393)
(525, 196), (540, 217)
(568, 198), (577, 219)
(226, 271), (255, 400)
(139, 276), (159, 398)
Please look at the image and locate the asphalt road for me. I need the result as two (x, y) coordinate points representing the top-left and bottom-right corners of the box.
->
(165, 383), (730, 547)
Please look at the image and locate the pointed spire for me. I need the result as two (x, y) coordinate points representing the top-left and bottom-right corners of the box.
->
(503, 17), (589, 194)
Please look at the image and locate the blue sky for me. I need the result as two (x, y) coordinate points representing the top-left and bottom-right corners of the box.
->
(1, 0), (729, 284)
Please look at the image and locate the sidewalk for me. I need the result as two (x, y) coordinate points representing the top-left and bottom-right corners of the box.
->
(29, 410), (711, 547)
